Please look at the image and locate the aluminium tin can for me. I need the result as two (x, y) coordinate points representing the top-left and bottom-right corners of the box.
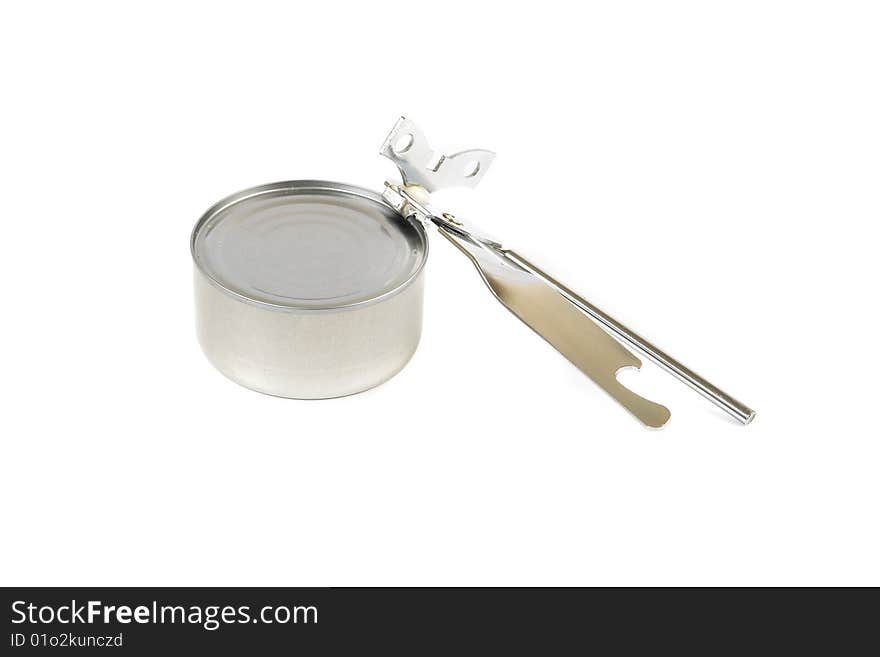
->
(190, 180), (428, 398)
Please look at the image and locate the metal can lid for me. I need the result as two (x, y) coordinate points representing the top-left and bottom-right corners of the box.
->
(191, 180), (428, 311)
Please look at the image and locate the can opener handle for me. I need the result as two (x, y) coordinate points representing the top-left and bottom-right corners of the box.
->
(380, 117), (754, 428)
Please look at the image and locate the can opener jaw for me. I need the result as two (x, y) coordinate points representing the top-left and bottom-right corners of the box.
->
(379, 117), (755, 428)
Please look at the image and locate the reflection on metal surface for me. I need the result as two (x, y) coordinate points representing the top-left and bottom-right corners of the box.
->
(504, 252), (756, 425)
(436, 226), (671, 428)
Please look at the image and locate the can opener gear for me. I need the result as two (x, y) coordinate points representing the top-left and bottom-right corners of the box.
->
(380, 117), (754, 428)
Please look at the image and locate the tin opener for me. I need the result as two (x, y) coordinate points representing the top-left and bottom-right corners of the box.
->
(380, 117), (754, 428)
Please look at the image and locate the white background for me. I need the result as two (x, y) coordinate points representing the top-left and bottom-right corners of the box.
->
(1, 2), (877, 586)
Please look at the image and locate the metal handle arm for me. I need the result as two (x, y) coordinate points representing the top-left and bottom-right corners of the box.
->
(503, 251), (756, 424)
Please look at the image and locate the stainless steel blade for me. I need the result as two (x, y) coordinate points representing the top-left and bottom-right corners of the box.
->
(436, 225), (671, 428)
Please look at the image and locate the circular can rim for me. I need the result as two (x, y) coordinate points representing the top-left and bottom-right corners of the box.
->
(190, 180), (429, 313)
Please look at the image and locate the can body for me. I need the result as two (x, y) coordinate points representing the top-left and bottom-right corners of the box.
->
(191, 181), (428, 399)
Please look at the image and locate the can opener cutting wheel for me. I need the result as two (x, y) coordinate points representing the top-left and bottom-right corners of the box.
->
(380, 117), (754, 428)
